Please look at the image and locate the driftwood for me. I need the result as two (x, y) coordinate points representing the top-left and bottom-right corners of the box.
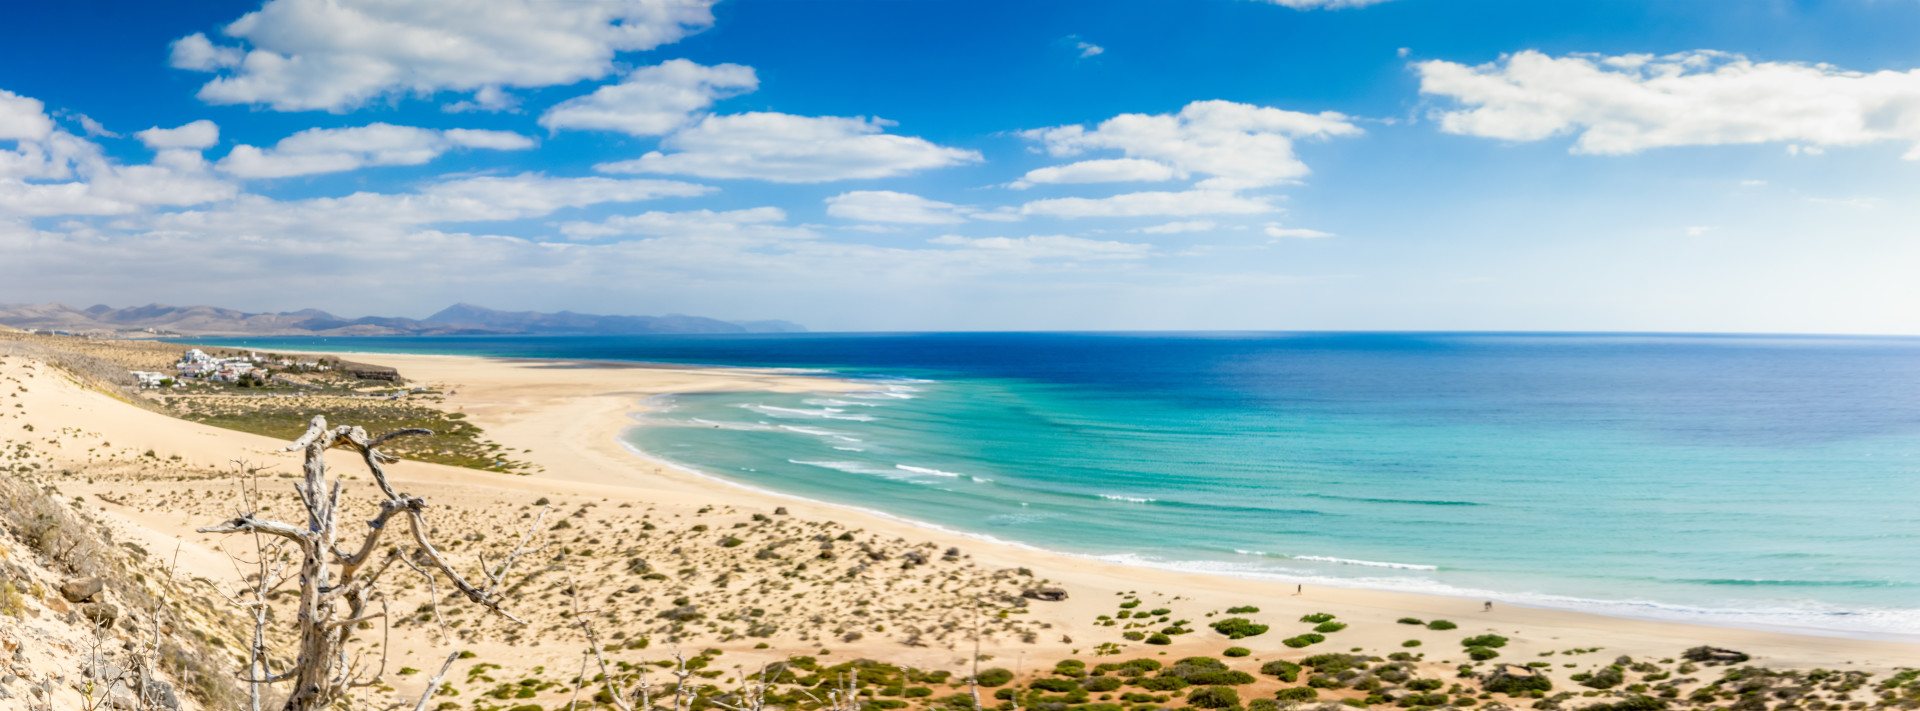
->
(197, 416), (539, 711)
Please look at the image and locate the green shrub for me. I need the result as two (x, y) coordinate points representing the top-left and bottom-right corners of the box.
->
(1282, 634), (1326, 648)
(1135, 676), (1188, 692)
(1402, 640), (1422, 648)
(1223, 647), (1251, 658)
(1121, 659), (1163, 674)
(1300, 613), (1336, 624)
(1466, 647), (1500, 661)
(1226, 605), (1260, 614)
(1303, 654), (1366, 674)
(1461, 635), (1508, 648)
(976, 668), (1014, 687)
(1306, 674), (1343, 689)
(1398, 692), (1447, 707)
(1032, 678), (1078, 693)
(1188, 686), (1241, 709)
(1585, 696), (1667, 711)
(1210, 618), (1269, 639)
(1481, 670), (1552, 695)
(1249, 699), (1282, 711)
(1146, 633), (1172, 645)
(1275, 687), (1318, 702)
(1260, 661), (1301, 682)
(1425, 620), (1457, 630)
(1055, 660), (1087, 676)
(1577, 666), (1625, 689)
(1148, 608), (1173, 616)
(1122, 631), (1145, 641)
(1397, 617), (1424, 625)
(1083, 677), (1122, 692)
(1164, 658), (1253, 686)
(1313, 621), (1347, 634)
(904, 687), (933, 698)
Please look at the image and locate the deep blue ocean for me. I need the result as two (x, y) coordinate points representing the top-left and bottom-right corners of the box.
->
(193, 332), (1920, 639)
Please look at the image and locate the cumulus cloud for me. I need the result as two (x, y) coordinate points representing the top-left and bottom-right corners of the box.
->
(216, 123), (535, 178)
(170, 0), (717, 112)
(596, 112), (980, 182)
(1008, 158), (1176, 189)
(169, 33), (243, 71)
(539, 60), (757, 136)
(0, 178), (1175, 320)
(1265, 224), (1333, 239)
(121, 174), (709, 237)
(1020, 190), (1275, 218)
(825, 190), (972, 224)
(0, 89), (55, 141)
(136, 120), (220, 150)
(1417, 50), (1920, 158)
(1021, 100), (1361, 189)
(559, 207), (804, 241)
(0, 91), (236, 217)
(1077, 42), (1105, 58)
(929, 234), (1151, 260)
(1136, 220), (1216, 234)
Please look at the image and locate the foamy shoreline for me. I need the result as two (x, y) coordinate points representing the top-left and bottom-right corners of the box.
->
(107, 344), (1920, 669)
(593, 365), (1917, 644)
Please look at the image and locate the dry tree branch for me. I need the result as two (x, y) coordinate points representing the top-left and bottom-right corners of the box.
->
(408, 651), (462, 711)
(196, 416), (532, 711)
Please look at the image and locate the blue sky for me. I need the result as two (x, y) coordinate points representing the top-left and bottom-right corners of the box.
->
(4, 0), (1920, 333)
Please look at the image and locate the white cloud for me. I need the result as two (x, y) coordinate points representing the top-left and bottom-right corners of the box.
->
(1020, 190), (1275, 218)
(930, 234), (1150, 260)
(0, 91), (236, 217)
(1008, 158), (1176, 189)
(136, 120), (220, 150)
(1740, 179), (1768, 187)
(559, 207), (799, 240)
(539, 60), (757, 136)
(1021, 100), (1361, 189)
(596, 112), (981, 182)
(1417, 50), (1920, 158)
(71, 115), (117, 139)
(216, 123), (535, 178)
(441, 86), (521, 114)
(1077, 42), (1105, 58)
(171, 0), (718, 112)
(124, 174), (710, 236)
(1136, 220), (1216, 234)
(1685, 225), (1719, 236)
(168, 33), (243, 71)
(0, 90), (55, 141)
(1265, 224), (1333, 239)
(1254, 0), (1397, 7)
(825, 190), (972, 224)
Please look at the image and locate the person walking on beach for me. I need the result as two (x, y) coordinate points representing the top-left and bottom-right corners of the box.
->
(1295, 584), (1302, 596)
(1483, 601), (1493, 612)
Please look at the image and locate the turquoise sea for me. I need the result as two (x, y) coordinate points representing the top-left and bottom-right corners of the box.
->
(197, 332), (1920, 640)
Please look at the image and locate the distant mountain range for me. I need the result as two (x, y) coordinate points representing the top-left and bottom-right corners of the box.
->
(0, 302), (804, 337)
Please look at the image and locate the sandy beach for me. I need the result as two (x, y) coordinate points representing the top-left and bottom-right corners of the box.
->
(5, 344), (1917, 709)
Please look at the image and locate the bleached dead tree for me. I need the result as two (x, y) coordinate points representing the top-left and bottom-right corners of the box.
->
(198, 416), (541, 711)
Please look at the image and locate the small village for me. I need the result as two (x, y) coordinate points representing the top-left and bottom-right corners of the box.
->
(129, 347), (331, 388)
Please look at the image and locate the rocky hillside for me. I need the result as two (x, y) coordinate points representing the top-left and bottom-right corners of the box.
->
(0, 423), (248, 709)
